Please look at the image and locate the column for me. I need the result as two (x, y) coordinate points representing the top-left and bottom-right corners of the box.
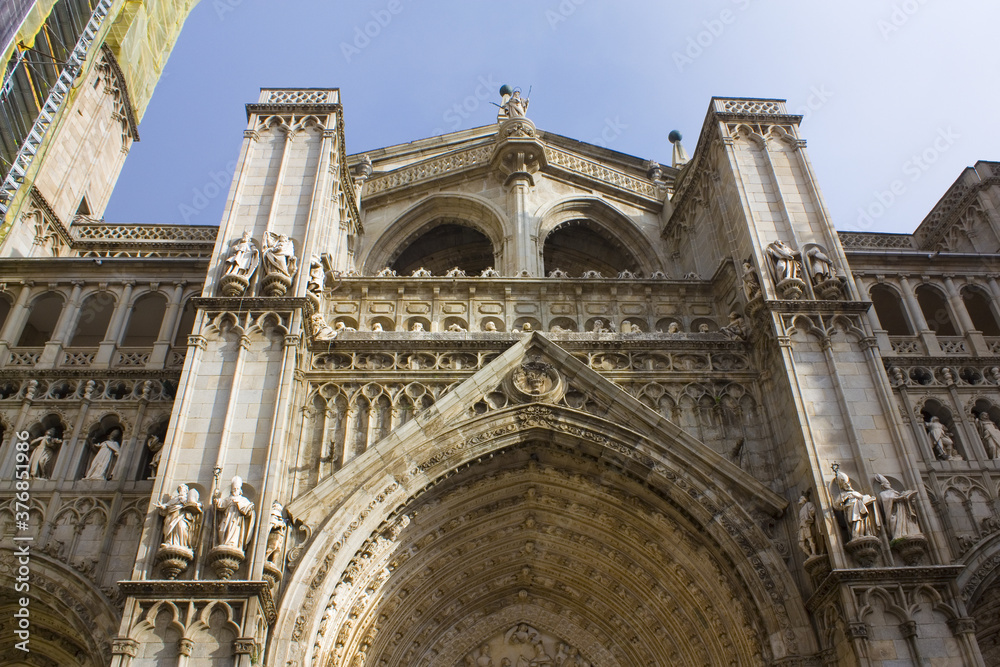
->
(898, 275), (940, 355)
(95, 281), (134, 366)
(944, 275), (989, 355)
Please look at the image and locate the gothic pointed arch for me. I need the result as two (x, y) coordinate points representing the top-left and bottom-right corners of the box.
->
(362, 193), (508, 275)
(271, 334), (815, 666)
(536, 197), (663, 277)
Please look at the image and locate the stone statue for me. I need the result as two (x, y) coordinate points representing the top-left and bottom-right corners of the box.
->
(28, 428), (62, 479)
(483, 321), (498, 331)
(698, 323), (711, 333)
(797, 492), (820, 557)
(265, 500), (288, 564)
(766, 240), (801, 282)
(975, 413), (1000, 459)
(157, 484), (203, 550)
(721, 312), (747, 340)
(502, 89), (529, 119)
(310, 313), (337, 341)
(833, 470), (880, 540)
(307, 256), (325, 294)
(742, 261), (761, 301)
(262, 231), (297, 278)
(224, 230), (259, 278)
(666, 322), (681, 334)
(83, 428), (122, 480)
(447, 322), (467, 332)
(874, 474), (922, 540)
(146, 434), (164, 479)
(213, 475), (256, 553)
(371, 322), (383, 332)
(411, 322), (425, 332)
(804, 245), (836, 282)
(924, 416), (955, 460)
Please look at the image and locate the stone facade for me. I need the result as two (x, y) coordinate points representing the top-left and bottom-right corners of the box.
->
(2, 86), (1000, 666)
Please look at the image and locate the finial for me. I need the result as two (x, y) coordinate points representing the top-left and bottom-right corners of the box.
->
(669, 130), (689, 168)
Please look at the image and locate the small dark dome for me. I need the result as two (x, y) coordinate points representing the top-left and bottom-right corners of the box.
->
(668, 130), (683, 144)
(500, 84), (514, 97)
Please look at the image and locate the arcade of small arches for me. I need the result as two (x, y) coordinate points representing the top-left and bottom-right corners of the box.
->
(863, 276), (1000, 340)
(0, 282), (201, 369)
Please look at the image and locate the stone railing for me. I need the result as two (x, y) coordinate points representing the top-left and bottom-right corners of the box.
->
(260, 88), (340, 105)
(838, 231), (916, 250)
(322, 277), (724, 336)
(713, 98), (786, 115)
(889, 337), (922, 356)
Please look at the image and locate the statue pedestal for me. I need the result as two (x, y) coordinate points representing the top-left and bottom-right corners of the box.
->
(845, 535), (881, 568)
(261, 273), (292, 297)
(219, 273), (250, 297)
(891, 534), (928, 566)
(155, 544), (194, 579)
(815, 277), (845, 300)
(262, 561), (283, 589)
(745, 294), (764, 318)
(776, 277), (807, 300)
(803, 553), (830, 584)
(207, 545), (245, 580)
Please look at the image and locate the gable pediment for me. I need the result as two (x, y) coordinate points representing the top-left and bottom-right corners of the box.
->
(288, 332), (786, 527)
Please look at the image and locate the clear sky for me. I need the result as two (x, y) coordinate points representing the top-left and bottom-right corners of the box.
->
(105, 0), (999, 236)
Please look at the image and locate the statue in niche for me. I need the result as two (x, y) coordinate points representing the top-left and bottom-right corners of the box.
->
(666, 322), (681, 334)
(483, 321), (498, 331)
(975, 413), (1000, 459)
(833, 469), (880, 540)
(371, 322), (383, 332)
(797, 491), (821, 557)
(146, 434), (164, 479)
(83, 428), (122, 480)
(157, 484), (203, 551)
(741, 260), (761, 301)
(874, 474), (922, 540)
(28, 428), (62, 479)
(507, 623), (540, 646)
(447, 322), (467, 332)
(804, 245), (836, 282)
(213, 475), (256, 553)
(262, 232), (297, 278)
(265, 500), (288, 564)
(307, 256), (325, 295)
(924, 416), (957, 461)
(766, 239), (802, 282)
(224, 230), (259, 278)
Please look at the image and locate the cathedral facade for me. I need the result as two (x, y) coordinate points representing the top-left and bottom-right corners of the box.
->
(2, 17), (1000, 666)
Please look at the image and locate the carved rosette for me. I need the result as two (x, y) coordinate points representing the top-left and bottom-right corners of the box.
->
(845, 535), (881, 568)
(219, 273), (250, 297)
(891, 534), (928, 566)
(155, 544), (194, 579)
(261, 273), (293, 297)
(503, 359), (566, 404)
(207, 544), (245, 580)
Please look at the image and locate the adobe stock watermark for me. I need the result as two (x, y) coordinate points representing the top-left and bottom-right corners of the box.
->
(591, 116), (628, 148)
(877, 0), (931, 40)
(428, 75), (502, 135)
(340, 0), (407, 64)
(791, 85), (833, 122)
(11, 429), (33, 653)
(856, 127), (959, 230)
(673, 0), (755, 72)
(212, 0), (244, 20)
(179, 161), (237, 224)
(545, 0), (588, 30)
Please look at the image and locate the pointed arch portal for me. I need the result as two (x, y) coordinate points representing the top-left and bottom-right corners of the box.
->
(274, 335), (813, 666)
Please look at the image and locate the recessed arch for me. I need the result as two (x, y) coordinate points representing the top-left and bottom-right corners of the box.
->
(121, 292), (167, 346)
(17, 290), (64, 346)
(362, 193), (508, 275)
(915, 283), (958, 336)
(961, 285), (1000, 336)
(273, 333), (813, 667)
(536, 197), (663, 277)
(69, 291), (117, 346)
(870, 284), (913, 335)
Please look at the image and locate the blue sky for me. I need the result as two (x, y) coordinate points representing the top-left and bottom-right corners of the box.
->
(105, 1), (999, 236)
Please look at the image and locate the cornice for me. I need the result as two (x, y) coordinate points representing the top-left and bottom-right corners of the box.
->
(805, 565), (964, 610)
(119, 579), (276, 624)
